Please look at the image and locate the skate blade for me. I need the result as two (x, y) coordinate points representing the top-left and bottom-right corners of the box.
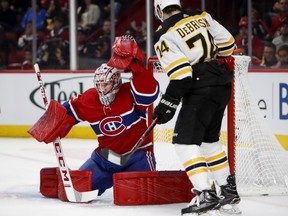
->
(220, 204), (242, 215)
(183, 210), (221, 216)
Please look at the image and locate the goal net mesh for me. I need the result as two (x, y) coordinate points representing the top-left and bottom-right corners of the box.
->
(148, 55), (288, 196)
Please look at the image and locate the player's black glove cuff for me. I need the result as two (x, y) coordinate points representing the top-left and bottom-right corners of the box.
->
(152, 94), (180, 124)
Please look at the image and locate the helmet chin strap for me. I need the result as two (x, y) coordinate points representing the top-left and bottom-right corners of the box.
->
(102, 103), (111, 115)
(155, 5), (164, 22)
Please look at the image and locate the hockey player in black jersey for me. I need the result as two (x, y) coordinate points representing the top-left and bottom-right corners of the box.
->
(152, 0), (241, 215)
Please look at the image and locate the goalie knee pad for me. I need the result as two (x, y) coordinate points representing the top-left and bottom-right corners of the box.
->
(113, 170), (194, 205)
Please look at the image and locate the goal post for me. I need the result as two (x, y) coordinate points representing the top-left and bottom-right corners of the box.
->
(147, 55), (288, 196)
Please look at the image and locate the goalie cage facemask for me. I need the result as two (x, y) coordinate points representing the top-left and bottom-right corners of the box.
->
(154, 0), (181, 22)
(93, 64), (122, 107)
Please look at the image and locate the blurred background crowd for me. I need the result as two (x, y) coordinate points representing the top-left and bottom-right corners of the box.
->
(0, 0), (288, 70)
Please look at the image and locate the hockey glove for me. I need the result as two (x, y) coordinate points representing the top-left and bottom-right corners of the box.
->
(107, 35), (146, 70)
(152, 94), (180, 124)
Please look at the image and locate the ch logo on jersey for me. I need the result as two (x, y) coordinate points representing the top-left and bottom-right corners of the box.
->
(99, 116), (126, 136)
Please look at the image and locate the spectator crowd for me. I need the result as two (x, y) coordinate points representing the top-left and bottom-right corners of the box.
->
(0, 0), (288, 70)
(0, 0), (128, 70)
(235, 0), (288, 68)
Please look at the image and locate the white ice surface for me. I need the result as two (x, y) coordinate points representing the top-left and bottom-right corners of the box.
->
(1, 137), (288, 216)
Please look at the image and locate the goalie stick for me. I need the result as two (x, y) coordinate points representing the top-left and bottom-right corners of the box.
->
(101, 117), (158, 166)
(33, 64), (98, 203)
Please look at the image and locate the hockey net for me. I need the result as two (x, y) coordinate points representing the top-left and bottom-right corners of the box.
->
(147, 55), (288, 196)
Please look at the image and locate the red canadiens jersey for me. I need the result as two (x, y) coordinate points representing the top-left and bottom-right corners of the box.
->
(63, 75), (159, 155)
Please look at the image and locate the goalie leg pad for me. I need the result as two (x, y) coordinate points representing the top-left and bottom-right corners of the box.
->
(40, 167), (59, 198)
(113, 170), (195, 205)
(40, 168), (93, 202)
(57, 170), (93, 202)
(28, 99), (75, 143)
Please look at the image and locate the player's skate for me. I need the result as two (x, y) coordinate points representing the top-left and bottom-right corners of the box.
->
(218, 174), (242, 214)
(181, 189), (221, 216)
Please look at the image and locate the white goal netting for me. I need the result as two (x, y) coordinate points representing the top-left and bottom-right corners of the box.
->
(149, 55), (288, 196)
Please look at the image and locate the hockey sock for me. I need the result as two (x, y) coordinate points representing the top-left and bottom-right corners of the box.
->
(201, 141), (230, 186)
(174, 144), (211, 191)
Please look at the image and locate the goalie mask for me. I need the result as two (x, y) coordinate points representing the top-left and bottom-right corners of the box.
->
(93, 64), (122, 107)
(154, 0), (181, 22)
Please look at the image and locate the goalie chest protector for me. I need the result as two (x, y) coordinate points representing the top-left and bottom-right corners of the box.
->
(113, 170), (194, 205)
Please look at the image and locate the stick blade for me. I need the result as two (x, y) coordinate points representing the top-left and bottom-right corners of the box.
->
(67, 189), (99, 203)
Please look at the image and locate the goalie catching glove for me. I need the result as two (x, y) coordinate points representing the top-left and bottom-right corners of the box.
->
(107, 35), (146, 70)
(28, 100), (75, 144)
(152, 94), (180, 124)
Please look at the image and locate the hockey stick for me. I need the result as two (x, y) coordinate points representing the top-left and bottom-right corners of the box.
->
(101, 117), (158, 166)
(33, 64), (98, 202)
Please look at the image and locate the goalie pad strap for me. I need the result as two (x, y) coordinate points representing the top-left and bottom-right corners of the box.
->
(113, 171), (194, 205)
(28, 100), (75, 143)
